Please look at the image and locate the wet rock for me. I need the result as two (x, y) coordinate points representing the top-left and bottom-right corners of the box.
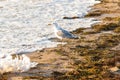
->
(63, 16), (80, 19)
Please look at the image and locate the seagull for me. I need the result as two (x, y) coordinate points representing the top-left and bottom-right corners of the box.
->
(53, 22), (78, 40)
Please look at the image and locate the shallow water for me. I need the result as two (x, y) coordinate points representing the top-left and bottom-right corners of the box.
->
(0, 0), (100, 54)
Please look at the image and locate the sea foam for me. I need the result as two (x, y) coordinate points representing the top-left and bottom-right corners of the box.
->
(0, 54), (37, 73)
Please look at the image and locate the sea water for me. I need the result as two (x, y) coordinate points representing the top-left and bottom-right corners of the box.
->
(0, 0), (100, 73)
(0, 0), (100, 54)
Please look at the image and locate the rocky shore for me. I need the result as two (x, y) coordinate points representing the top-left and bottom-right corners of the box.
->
(1, 0), (120, 80)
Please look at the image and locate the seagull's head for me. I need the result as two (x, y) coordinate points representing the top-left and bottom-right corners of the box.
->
(53, 22), (57, 25)
(53, 22), (61, 30)
(53, 22), (59, 27)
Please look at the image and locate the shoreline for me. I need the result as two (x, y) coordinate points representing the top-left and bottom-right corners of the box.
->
(1, 0), (120, 79)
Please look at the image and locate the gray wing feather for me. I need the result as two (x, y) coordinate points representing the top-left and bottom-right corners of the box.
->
(61, 29), (77, 39)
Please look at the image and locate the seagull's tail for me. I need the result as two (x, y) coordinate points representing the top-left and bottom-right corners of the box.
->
(74, 36), (79, 39)
(71, 35), (79, 39)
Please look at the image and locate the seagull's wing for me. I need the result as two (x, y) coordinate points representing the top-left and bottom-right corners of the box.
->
(56, 28), (74, 39)
(61, 29), (78, 39)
